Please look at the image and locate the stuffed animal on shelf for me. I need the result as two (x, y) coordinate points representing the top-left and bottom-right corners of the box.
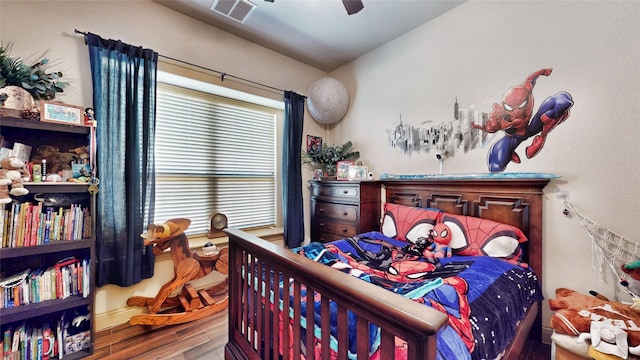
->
(68, 146), (89, 163)
(30, 145), (77, 175)
(0, 156), (29, 203)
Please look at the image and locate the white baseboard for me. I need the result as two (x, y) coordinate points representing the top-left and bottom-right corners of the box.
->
(95, 307), (145, 331)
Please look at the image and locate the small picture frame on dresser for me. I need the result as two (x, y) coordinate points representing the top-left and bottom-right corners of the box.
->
(336, 160), (355, 180)
(347, 165), (368, 180)
(313, 168), (324, 180)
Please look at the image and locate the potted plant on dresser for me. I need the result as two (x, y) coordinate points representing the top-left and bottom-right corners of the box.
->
(302, 140), (360, 180)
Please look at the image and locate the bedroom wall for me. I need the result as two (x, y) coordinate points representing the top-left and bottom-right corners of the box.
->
(0, 0), (326, 329)
(329, 1), (640, 340)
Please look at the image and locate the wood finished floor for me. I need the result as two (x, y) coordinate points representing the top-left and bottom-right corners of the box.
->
(88, 307), (551, 360)
(86, 307), (227, 360)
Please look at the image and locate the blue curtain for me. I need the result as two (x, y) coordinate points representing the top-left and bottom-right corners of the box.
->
(283, 91), (305, 248)
(85, 33), (157, 287)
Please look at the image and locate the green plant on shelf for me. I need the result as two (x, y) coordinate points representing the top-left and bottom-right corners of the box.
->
(0, 43), (68, 101)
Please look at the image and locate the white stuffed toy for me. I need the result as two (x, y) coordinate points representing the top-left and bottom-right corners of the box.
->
(0, 156), (29, 203)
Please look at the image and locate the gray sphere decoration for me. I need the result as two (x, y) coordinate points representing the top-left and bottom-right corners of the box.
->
(307, 77), (350, 124)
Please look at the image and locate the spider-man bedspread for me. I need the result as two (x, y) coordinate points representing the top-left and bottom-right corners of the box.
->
(280, 231), (542, 360)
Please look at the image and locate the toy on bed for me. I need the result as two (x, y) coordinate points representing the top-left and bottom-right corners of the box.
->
(382, 203), (528, 266)
(425, 223), (452, 258)
(404, 222), (452, 258)
(126, 218), (229, 326)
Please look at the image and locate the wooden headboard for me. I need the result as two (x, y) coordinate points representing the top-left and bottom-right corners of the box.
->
(382, 178), (550, 282)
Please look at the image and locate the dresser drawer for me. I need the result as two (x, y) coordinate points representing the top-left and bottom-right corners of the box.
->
(313, 185), (360, 199)
(315, 231), (351, 243)
(331, 186), (359, 198)
(313, 220), (357, 239)
(314, 202), (358, 222)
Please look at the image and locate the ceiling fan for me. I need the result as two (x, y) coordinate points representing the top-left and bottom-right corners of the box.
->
(342, 0), (364, 15)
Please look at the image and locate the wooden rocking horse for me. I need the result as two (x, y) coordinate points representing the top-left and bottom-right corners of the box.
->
(126, 218), (229, 326)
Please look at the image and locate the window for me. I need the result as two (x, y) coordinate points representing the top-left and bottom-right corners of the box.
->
(154, 78), (282, 236)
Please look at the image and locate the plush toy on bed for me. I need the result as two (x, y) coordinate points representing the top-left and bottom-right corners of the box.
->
(423, 223), (453, 258)
(403, 237), (429, 257)
(404, 223), (452, 258)
(0, 156), (29, 204)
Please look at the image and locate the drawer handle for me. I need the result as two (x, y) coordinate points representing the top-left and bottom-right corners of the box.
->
(342, 190), (349, 194)
(319, 208), (325, 213)
(342, 211), (348, 216)
(341, 227), (348, 232)
(319, 223), (326, 228)
(320, 190), (327, 194)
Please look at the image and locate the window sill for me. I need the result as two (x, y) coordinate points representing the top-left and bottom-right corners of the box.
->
(154, 227), (284, 262)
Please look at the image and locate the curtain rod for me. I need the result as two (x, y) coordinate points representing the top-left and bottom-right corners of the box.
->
(74, 29), (300, 97)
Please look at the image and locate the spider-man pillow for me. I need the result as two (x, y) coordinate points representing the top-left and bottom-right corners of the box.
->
(442, 213), (528, 265)
(380, 203), (443, 243)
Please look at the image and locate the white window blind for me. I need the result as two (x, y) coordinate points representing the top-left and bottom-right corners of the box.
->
(154, 83), (277, 235)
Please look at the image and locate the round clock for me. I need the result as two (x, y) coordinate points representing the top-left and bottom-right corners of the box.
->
(212, 213), (228, 230)
(207, 213), (228, 239)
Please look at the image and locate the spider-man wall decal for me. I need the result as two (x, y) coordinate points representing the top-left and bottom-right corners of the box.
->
(472, 68), (574, 172)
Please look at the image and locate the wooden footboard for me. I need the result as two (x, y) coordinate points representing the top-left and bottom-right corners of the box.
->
(224, 228), (449, 360)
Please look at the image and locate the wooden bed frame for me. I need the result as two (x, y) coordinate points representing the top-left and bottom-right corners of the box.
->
(225, 178), (551, 360)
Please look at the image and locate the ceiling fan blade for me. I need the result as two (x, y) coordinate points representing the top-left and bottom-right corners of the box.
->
(342, 0), (364, 15)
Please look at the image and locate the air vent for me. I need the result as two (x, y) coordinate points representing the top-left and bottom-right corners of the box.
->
(210, 0), (257, 23)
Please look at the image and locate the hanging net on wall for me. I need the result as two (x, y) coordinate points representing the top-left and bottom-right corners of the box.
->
(564, 200), (640, 299)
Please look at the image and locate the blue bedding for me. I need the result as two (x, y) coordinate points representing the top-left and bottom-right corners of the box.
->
(288, 231), (543, 360)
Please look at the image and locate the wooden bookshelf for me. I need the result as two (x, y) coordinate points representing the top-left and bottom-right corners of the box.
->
(0, 115), (96, 358)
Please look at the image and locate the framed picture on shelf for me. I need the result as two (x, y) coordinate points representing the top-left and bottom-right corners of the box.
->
(347, 165), (368, 181)
(313, 168), (324, 180)
(40, 101), (85, 126)
(306, 135), (322, 153)
(336, 160), (355, 180)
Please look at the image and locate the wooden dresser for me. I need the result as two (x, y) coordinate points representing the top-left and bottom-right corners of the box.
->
(309, 180), (381, 243)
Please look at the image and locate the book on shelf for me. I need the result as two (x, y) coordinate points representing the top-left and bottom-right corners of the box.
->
(0, 208), (5, 247)
(0, 268), (30, 308)
(81, 258), (89, 298)
(11, 323), (22, 353)
(0, 202), (91, 248)
(0, 256), (89, 308)
(3, 327), (11, 355)
(0, 309), (90, 359)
